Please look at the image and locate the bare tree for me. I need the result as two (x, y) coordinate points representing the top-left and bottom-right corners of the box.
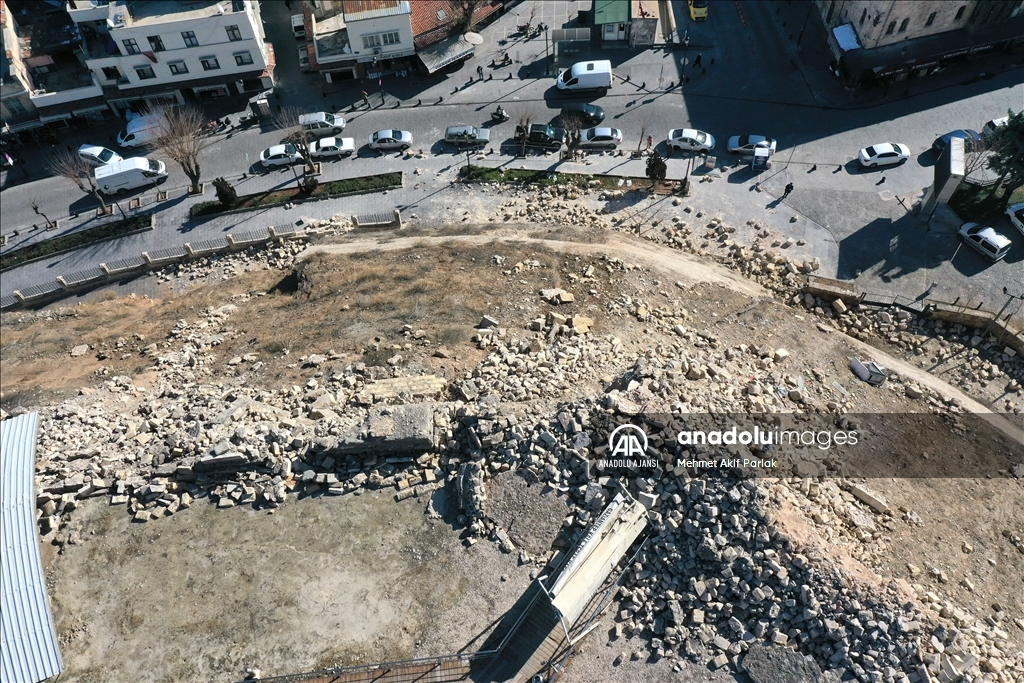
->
(962, 137), (989, 179)
(513, 108), (536, 158)
(451, 0), (485, 33)
(273, 105), (318, 189)
(155, 105), (214, 194)
(47, 147), (107, 211)
(558, 110), (586, 159)
(636, 116), (653, 155)
(29, 198), (56, 229)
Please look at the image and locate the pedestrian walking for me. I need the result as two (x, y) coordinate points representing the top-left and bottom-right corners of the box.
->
(694, 52), (703, 68)
(361, 90), (370, 108)
(477, 65), (484, 80)
(647, 135), (653, 150)
(783, 182), (794, 199)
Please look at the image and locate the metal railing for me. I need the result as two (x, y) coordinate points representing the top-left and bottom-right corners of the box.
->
(240, 580), (547, 683)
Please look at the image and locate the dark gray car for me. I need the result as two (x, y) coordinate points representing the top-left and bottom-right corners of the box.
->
(559, 103), (605, 127)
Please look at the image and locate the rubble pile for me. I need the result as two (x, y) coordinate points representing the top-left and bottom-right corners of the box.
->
(5, 216), (1023, 680)
(155, 238), (309, 287)
(492, 184), (610, 229)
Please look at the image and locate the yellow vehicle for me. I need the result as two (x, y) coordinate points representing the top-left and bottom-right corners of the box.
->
(688, 0), (708, 21)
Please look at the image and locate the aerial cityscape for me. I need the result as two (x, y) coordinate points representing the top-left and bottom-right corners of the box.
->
(1, 0), (1022, 682)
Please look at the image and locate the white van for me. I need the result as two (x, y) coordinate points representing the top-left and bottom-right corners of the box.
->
(291, 14), (305, 39)
(116, 114), (167, 148)
(557, 60), (613, 93)
(95, 158), (168, 195)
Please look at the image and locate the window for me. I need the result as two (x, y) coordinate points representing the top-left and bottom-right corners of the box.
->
(135, 65), (156, 80)
(169, 60), (188, 74)
(225, 24), (242, 41)
(200, 56), (220, 70)
(123, 38), (140, 55)
(898, 18), (909, 32)
(182, 30), (199, 47)
(382, 31), (400, 45)
(955, 5), (966, 20)
(362, 34), (381, 48)
(925, 12), (937, 27)
(101, 66), (121, 80)
(234, 51), (253, 66)
(859, 8), (866, 26)
(147, 35), (165, 51)
(7, 98), (27, 115)
(885, 20), (896, 35)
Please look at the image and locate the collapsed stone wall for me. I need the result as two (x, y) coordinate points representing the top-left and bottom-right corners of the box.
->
(13, 294), (1023, 681)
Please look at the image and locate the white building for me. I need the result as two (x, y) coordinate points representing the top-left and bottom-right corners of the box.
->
(70, 0), (274, 114)
(307, 0), (415, 81)
(1, 0), (274, 137)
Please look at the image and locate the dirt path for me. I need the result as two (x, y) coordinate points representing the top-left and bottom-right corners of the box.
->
(845, 334), (1024, 445)
(301, 230), (767, 298)
(304, 231), (1024, 446)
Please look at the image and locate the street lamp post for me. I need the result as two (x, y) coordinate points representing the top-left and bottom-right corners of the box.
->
(683, 31), (690, 66)
(796, 1), (814, 47)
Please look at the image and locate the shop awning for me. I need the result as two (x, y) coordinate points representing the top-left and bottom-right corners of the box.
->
(417, 35), (474, 74)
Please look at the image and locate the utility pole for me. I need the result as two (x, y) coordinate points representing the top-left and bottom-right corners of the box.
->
(982, 287), (1024, 339)
(545, 26), (551, 75)
(797, 1), (814, 47)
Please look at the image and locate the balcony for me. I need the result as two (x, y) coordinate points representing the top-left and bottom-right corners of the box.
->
(27, 54), (102, 108)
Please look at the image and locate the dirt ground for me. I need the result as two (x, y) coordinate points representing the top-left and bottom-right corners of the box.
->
(46, 489), (531, 682)
(4, 229), (1023, 681)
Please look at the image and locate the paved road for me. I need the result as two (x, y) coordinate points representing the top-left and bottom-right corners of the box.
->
(1, 0), (1021, 319)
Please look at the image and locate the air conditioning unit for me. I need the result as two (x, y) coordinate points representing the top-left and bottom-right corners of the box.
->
(373, 47), (381, 55)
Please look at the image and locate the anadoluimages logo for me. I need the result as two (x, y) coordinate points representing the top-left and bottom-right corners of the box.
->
(608, 423), (649, 458)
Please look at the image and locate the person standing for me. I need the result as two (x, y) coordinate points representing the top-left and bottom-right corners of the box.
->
(361, 90), (370, 108)
(694, 52), (703, 68)
(783, 182), (794, 199)
(647, 135), (653, 150)
(477, 65), (484, 80)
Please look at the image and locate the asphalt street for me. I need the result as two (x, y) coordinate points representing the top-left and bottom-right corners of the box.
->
(1, 0), (1021, 317)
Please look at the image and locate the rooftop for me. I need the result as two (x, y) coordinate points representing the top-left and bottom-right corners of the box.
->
(343, 0), (409, 22)
(126, 0), (246, 27)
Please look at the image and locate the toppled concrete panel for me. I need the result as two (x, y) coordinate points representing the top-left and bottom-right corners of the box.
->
(742, 644), (823, 683)
(334, 403), (435, 455)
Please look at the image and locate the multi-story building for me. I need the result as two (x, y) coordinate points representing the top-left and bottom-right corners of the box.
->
(820, 0), (1024, 88)
(304, 0), (500, 81)
(70, 0), (274, 114)
(307, 0), (415, 81)
(1, 0), (274, 138)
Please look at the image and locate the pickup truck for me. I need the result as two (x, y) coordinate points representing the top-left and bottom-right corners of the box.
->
(445, 125), (490, 147)
(514, 123), (567, 149)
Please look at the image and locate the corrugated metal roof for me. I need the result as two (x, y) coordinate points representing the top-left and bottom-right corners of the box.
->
(1, 413), (64, 683)
(342, 0), (410, 22)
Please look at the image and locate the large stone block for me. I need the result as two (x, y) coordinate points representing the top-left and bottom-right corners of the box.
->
(334, 403), (436, 455)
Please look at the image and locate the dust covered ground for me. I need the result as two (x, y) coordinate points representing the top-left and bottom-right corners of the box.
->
(3, 231), (1023, 682)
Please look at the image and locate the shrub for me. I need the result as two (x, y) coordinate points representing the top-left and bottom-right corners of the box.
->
(212, 177), (238, 206)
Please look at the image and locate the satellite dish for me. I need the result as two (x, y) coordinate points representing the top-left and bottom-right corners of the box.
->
(464, 32), (484, 45)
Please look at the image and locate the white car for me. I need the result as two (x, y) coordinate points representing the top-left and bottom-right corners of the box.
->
(1005, 203), (1024, 236)
(667, 128), (715, 153)
(578, 127), (622, 148)
(727, 135), (776, 155)
(78, 144), (122, 167)
(858, 142), (910, 168)
(368, 129), (412, 152)
(310, 137), (355, 159)
(260, 143), (303, 168)
(958, 222), (1011, 262)
(298, 45), (310, 71)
